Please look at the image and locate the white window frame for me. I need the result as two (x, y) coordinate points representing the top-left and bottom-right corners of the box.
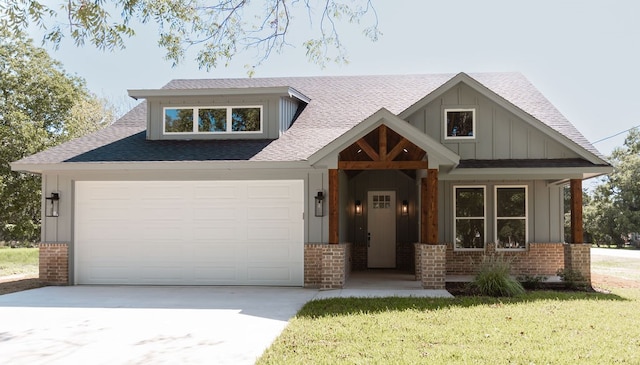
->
(444, 108), (476, 140)
(494, 185), (528, 251)
(453, 185), (486, 251)
(163, 105), (263, 134)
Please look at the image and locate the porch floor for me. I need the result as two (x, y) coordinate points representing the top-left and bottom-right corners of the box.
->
(314, 269), (454, 299)
(313, 270), (563, 300)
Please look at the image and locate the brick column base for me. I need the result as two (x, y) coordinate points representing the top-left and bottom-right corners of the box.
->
(304, 243), (351, 289)
(564, 243), (591, 285)
(415, 243), (446, 289)
(39, 243), (69, 285)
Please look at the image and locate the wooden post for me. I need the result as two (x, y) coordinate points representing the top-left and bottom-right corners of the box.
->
(570, 179), (583, 244)
(329, 169), (339, 244)
(421, 169), (438, 244)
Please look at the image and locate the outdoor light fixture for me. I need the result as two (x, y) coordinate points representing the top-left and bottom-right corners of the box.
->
(355, 200), (362, 215)
(45, 192), (60, 217)
(314, 190), (325, 217)
(401, 200), (409, 216)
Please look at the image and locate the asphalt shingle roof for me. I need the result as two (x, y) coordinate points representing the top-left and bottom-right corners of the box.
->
(14, 72), (605, 166)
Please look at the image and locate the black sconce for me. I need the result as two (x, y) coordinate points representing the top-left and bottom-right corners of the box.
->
(401, 200), (409, 216)
(355, 200), (362, 215)
(46, 192), (60, 217)
(314, 191), (325, 217)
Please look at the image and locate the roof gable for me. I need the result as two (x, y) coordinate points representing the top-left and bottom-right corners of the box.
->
(399, 72), (606, 164)
(309, 108), (459, 168)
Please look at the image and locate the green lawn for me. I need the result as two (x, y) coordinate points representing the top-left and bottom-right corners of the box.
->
(0, 247), (39, 276)
(258, 290), (640, 364)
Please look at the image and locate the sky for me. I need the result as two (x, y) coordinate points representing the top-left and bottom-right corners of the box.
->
(28, 0), (640, 156)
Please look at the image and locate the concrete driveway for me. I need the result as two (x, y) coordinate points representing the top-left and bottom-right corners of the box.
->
(0, 286), (319, 365)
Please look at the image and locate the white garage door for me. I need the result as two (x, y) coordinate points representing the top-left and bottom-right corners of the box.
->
(74, 180), (304, 286)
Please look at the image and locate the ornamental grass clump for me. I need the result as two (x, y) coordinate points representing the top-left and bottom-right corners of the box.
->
(471, 255), (525, 297)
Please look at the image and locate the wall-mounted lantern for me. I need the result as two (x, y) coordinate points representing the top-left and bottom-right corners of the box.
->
(46, 192), (60, 217)
(401, 200), (409, 216)
(355, 200), (362, 215)
(314, 190), (325, 217)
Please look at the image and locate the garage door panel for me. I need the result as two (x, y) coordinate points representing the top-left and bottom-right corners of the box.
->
(192, 267), (239, 283)
(248, 267), (294, 282)
(75, 180), (303, 286)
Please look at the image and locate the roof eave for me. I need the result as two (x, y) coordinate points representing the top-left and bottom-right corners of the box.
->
(10, 160), (315, 174)
(442, 165), (613, 181)
(128, 86), (310, 103)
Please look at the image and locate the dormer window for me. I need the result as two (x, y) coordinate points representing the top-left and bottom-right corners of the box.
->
(164, 106), (262, 134)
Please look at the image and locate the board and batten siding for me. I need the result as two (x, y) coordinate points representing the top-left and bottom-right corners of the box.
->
(406, 83), (582, 160)
(279, 96), (301, 135)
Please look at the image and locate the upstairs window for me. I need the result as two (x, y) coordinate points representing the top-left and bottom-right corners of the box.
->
(454, 186), (485, 250)
(444, 108), (475, 139)
(164, 106), (262, 134)
(495, 186), (527, 250)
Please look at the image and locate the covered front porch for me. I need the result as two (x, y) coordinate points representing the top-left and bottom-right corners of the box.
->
(302, 110), (590, 290)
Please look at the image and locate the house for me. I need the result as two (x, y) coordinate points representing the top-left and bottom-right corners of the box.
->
(11, 72), (612, 289)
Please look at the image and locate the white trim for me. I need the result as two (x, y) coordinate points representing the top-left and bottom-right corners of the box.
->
(163, 105), (263, 134)
(453, 185), (486, 251)
(494, 185), (528, 251)
(444, 108), (476, 140)
(129, 86), (311, 103)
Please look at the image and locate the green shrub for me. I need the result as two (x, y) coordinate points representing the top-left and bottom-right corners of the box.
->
(556, 268), (588, 290)
(471, 255), (525, 297)
(517, 274), (548, 290)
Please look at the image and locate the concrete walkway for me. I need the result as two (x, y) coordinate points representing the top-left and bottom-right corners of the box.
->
(0, 278), (452, 364)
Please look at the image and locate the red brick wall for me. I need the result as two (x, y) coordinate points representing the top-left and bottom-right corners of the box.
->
(445, 242), (565, 277)
(39, 243), (69, 285)
(304, 243), (352, 289)
(564, 244), (591, 283)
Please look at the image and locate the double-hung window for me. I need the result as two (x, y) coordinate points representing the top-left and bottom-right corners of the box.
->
(495, 186), (527, 249)
(454, 186), (485, 250)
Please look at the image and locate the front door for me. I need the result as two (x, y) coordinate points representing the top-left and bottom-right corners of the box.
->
(367, 191), (396, 268)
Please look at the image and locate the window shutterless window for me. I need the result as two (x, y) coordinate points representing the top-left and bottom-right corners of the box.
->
(454, 186), (485, 250)
(495, 186), (527, 249)
(444, 108), (475, 139)
(164, 106), (262, 134)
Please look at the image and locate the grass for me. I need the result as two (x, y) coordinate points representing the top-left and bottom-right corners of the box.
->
(0, 247), (39, 277)
(258, 290), (640, 364)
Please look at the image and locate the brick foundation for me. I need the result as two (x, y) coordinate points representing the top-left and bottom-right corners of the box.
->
(445, 242), (565, 277)
(304, 243), (351, 289)
(414, 243), (446, 289)
(564, 244), (591, 284)
(39, 243), (69, 285)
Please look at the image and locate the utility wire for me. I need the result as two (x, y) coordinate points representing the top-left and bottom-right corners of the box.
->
(592, 125), (640, 144)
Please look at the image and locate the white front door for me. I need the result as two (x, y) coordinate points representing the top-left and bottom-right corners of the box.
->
(367, 191), (396, 268)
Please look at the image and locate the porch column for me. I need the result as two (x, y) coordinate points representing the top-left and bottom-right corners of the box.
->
(570, 179), (583, 244)
(329, 169), (339, 244)
(421, 169), (438, 244)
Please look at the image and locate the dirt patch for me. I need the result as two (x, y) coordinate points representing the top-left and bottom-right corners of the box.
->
(0, 274), (46, 296)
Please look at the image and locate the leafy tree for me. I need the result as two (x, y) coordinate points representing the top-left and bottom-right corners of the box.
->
(1, 0), (381, 73)
(0, 25), (113, 241)
(584, 128), (640, 247)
